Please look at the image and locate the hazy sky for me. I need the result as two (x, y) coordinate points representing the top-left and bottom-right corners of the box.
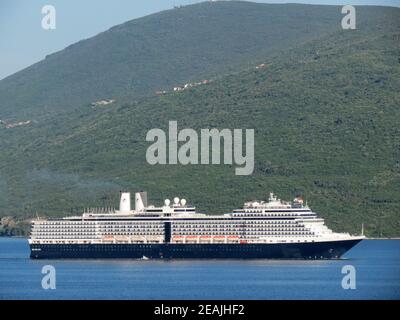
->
(1, 0), (399, 80)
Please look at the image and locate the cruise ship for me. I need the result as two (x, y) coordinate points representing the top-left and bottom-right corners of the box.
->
(29, 192), (364, 259)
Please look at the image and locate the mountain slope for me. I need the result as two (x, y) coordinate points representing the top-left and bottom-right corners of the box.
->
(0, 4), (399, 236)
(0, 2), (393, 121)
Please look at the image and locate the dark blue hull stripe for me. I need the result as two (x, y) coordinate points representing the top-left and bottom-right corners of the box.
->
(30, 239), (362, 260)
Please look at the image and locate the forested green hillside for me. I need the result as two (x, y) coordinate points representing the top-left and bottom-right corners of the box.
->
(0, 2), (399, 237)
(0, 2), (394, 120)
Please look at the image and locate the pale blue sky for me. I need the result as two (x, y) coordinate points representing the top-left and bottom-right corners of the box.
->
(1, 0), (399, 80)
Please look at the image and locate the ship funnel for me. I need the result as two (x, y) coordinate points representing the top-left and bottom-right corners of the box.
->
(135, 191), (148, 211)
(119, 192), (131, 212)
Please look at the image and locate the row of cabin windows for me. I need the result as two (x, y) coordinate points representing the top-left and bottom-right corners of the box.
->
(173, 221), (300, 227)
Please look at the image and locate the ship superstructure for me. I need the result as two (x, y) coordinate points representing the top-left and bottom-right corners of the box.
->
(29, 192), (364, 259)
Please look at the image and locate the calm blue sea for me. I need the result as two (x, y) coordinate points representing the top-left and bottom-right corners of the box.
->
(0, 238), (399, 300)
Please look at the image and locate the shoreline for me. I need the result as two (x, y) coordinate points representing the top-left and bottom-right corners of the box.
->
(367, 238), (400, 240)
(0, 236), (28, 239)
